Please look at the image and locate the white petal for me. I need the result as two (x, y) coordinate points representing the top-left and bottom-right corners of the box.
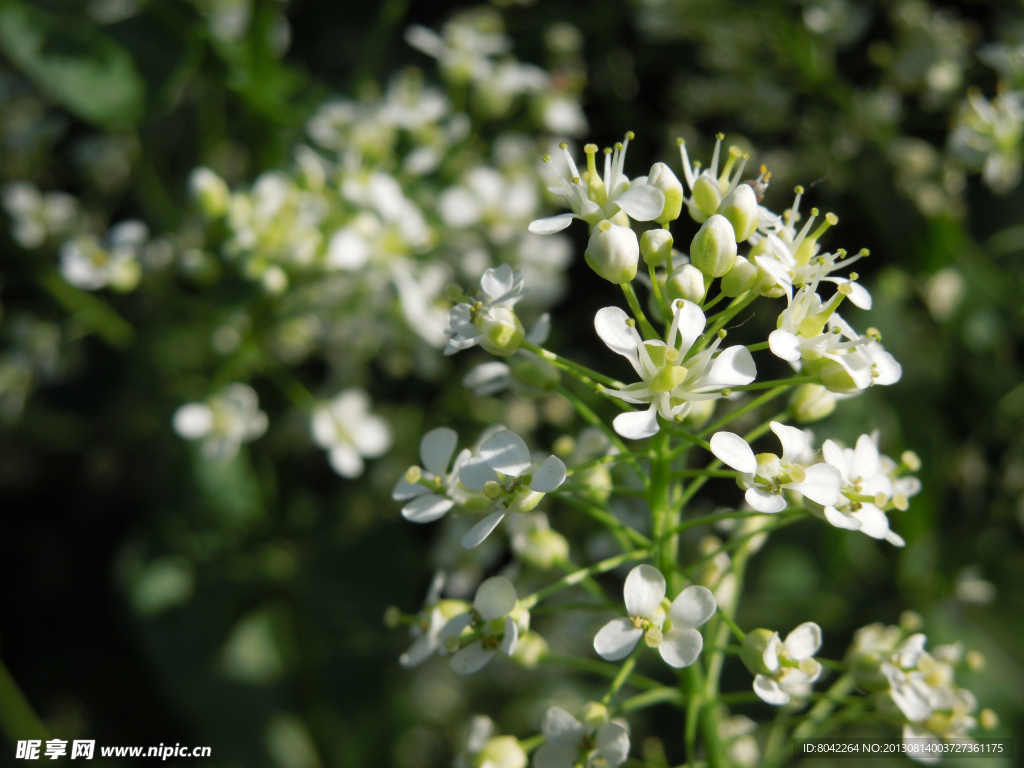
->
(673, 300), (706, 355)
(710, 432), (757, 473)
(401, 494), (455, 523)
(594, 618), (643, 661)
(820, 440), (850, 481)
(400, 619), (441, 668)
(668, 585), (717, 629)
(533, 742), (579, 768)
(823, 278), (872, 309)
(474, 576), (517, 620)
(624, 564), (666, 618)
(481, 264), (515, 302)
(438, 612), (473, 654)
(771, 421), (810, 464)
(463, 362), (512, 396)
(614, 184), (665, 221)
(595, 723), (630, 767)
(851, 434), (880, 481)
(753, 675), (790, 705)
(461, 511), (506, 549)
(783, 622), (822, 660)
(786, 463), (841, 506)
(420, 427), (458, 477)
(501, 615), (519, 655)
(329, 445), (364, 478)
(392, 477), (429, 501)
(480, 429), (532, 476)
(850, 504), (890, 539)
(613, 406), (660, 440)
(450, 642), (496, 675)
(528, 213), (577, 235)
(458, 457), (498, 491)
(768, 329), (802, 362)
(595, 306), (640, 361)
(885, 529), (906, 547)
(541, 706), (584, 743)
(868, 347), (902, 385)
(526, 312), (551, 345)
(823, 505), (862, 531)
(529, 455), (567, 492)
(173, 404), (213, 439)
(659, 627), (704, 668)
(425, 571), (446, 604)
(351, 414), (391, 458)
(745, 487), (788, 513)
(704, 346), (757, 388)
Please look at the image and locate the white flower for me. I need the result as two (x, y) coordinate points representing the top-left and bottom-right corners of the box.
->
(950, 88), (1024, 194)
(405, 14), (511, 86)
(392, 427), (475, 523)
(455, 715), (527, 768)
(391, 259), (452, 348)
(533, 705), (630, 768)
(59, 220), (147, 292)
(457, 429), (567, 549)
(398, 570), (471, 668)
(819, 433), (907, 546)
(528, 135), (665, 234)
(311, 389), (392, 478)
(2, 182), (78, 249)
(173, 383), (268, 461)
(438, 575), (526, 674)
(593, 564), (716, 668)
(751, 622), (824, 705)
(597, 299), (757, 440)
(445, 264), (527, 356)
(710, 421), (842, 513)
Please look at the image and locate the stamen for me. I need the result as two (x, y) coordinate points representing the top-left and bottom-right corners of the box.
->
(719, 145), (742, 187)
(710, 133), (724, 177)
(561, 143), (580, 180)
(678, 138), (695, 189)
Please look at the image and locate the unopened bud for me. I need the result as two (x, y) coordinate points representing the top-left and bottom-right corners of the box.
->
(721, 256), (758, 297)
(717, 184), (759, 242)
(874, 492), (888, 507)
(445, 283), (466, 303)
(901, 451), (921, 471)
(900, 610), (924, 633)
(892, 494), (909, 511)
(647, 162), (684, 223)
(788, 464), (806, 483)
(640, 228), (674, 267)
(384, 606), (402, 628)
(790, 384), (836, 424)
(644, 627), (663, 647)
(552, 435), (576, 457)
(585, 220), (639, 284)
(477, 307), (525, 356)
(690, 214), (738, 278)
(979, 708), (999, 730)
(405, 465), (422, 484)
(483, 480), (501, 499)
(512, 630), (548, 668)
(690, 171), (723, 221)
(966, 650), (986, 671)
(578, 701), (610, 731)
(740, 628), (779, 676)
(667, 264), (707, 304)
(190, 167), (230, 218)
(477, 736), (526, 768)
(682, 398), (716, 429)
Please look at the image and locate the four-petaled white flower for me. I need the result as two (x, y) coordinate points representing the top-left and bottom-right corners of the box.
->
(710, 422), (842, 513)
(311, 388), (392, 478)
(751, 623), (823, 705)
(60, 220), (147, 292)
(594, 564), (717, 668)
(445, 264), (527, 356)
(398, 570), (470, 668)
(392, 427), (478, 523)
(457, 429), (567, 549)
(820, 433), (906, 546)
(533, 705), (630, 768)
(596, 299), (757, 440)
(438, 576), (526, 674)
(528, 135), (665, 234)
(173, 383), (268, 461)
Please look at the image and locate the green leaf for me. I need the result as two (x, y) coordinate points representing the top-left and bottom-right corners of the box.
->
(0, 0), (145, 128)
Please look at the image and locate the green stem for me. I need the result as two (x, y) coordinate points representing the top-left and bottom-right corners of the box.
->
(649, 425), (674, 577)
(791, 674), (857, 740)
(717, 611), (746, 643)
(701, 291), (728, 312)
(649, 263), (670, 322)
(687, 292), (757, 360)
(554, 384), (637, 473)
(519, 734), (545, 754)
(520, 550), (650, 610)
(551, 493), (652, 549)
(540, 653), (663, 691)
(602, 655), (637, 705)
(670, 469), (737, 480)
(521, 341), (625, 389)
(723, 376), (817, 393)
(699, 386), (792, 438)
(619, 686), (686, 713)
(567, 452), (650, 477)
(746, 341), (769, 351)
(664, 425), (712, 451)
(39, 270), (135, 349)
(0, 656), (48, 743)
(621, 283), (659, 340)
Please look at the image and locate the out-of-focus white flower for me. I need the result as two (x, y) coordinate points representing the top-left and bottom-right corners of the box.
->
(454, 715), (527, 768)
(529, 134), (665, 234)
(311, 388), (391, 478)
(445, 264), (526, 356)
(597, 299), (756, 439)
(59, 220), (147, 292)
(173, 383), (268, 460)
(397, 570), (471, 668)
(593, 564), (716, 668)
(950, 88), (1024, 194)
(392, 427), (478, 524)
(711, 422), (841, 513)
(2, 182), (78, 249)
(456, 429), (566, 549)
(438, 575), (527, 674)
(533, 704), (630, 768)
(743, 623), (823, 705)
(391, 259), (452, 348)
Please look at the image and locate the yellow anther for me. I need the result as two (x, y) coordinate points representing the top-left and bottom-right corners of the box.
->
(901, 450), (921, 471)
(677, 137), (685, 146)
(542, 154), (552, 162)
(716, 132), (725, 140)
(893, 494), (909, 511)
(584, 144), (598, 154)
(559, 142), (568, 150)
(795, 185), (805, 194)
(625, 131), (635, 140)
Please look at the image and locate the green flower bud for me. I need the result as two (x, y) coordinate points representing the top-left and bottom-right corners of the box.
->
(690, 214), (738, 278)
(667, 264), (707, 304)
(789, 384), (836, 423)
(640, 228), (674, 267)
(717, 184), (759, 242)
(585, 220), (639, 284)
(509, 488), (545, 513)
(512, 630), (548, 669)
(815, 357), (861, 394)
(517, 527), (570, 569)
(682, 398), (716, 429)
(647, 162), (684, 223)
(691, 171), (723, 221)
(578, 466), (612, 504)
(578, 702), (610, 732)
(849, 650), (891, 692)
(476, 736), (527, 768)
(510, 355), (560, 390)
(190, 167), (230, 218)
(740, 628), (779, 676)
(721, 255), (758, 297)
(478, 307), (525, 356)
